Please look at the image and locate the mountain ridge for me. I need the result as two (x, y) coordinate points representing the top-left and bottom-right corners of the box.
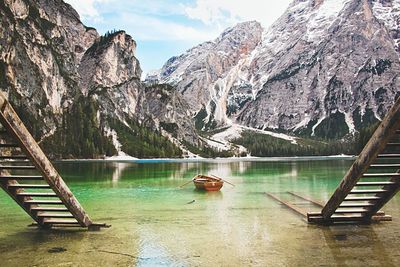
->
(0, 0), (201, 159)
(150, 0), (400, 140)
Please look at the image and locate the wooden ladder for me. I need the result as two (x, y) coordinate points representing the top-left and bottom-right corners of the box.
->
(0, 93), (105, 229)
(308, 97), (400, 224)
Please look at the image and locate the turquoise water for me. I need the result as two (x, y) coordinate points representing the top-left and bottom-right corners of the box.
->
(0, 159), (400, 266)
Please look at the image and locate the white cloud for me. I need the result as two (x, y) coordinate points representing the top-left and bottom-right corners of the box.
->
(117, 13), (220, 41)
(64, 0), (110, 20)
(184, 0), (292, 28)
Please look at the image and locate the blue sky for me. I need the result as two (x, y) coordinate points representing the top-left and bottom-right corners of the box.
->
(64, 0), (292, 75)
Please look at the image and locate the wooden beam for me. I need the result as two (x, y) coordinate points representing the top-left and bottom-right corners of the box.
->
(264, 192), (308, 217)
(286, 191), (324, 207)
(321, 97), (400, 220)
(0, 92), (92, 227)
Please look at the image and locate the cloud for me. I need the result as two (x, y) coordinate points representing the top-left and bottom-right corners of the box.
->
(64, 0), (110, 20)
(184, 0), (292, 28)
(65, 0), (220, 41)
(113, 13), (220, 41)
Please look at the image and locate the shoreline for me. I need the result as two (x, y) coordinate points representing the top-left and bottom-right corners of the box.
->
(58, 154), (356, 163)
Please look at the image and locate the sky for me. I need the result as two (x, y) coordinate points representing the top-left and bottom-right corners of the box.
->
(64, 0), (292, 75)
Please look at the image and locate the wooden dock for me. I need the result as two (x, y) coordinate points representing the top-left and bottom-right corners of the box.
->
(308, 97), (400, 224)
(0, 92), (108, 230)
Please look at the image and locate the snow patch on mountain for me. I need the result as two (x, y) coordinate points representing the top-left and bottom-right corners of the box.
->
(372, 0), (400, 55)
(204, 124), (298, 153)
(306, 0), (352, 42)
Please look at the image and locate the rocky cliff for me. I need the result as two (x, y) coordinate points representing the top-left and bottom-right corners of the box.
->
(152, 0), (400, 139)
(0, 0), (199, 158)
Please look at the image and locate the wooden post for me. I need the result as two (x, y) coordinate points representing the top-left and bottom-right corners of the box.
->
(321, 97), (400, 220)
(0, 92), (92, 227)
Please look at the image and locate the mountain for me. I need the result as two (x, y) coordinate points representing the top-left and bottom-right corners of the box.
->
(151, 0), (400, 140)
(0, 0), (200, 158)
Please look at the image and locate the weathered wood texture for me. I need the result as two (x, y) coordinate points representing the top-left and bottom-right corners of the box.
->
(0, 170), (40, 223)
(264, 192), (308, 217)
(321, 97), (400, 220)
(365, 174), (400, 218)
(0, 92), (92, 227)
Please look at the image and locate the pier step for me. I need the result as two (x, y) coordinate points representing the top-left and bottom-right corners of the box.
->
(376, 154), (400, 158)
(24, 200), (64, 205)
(0, 155), (28, 160)
(344, 196), (381, 201)
(17, 192), (57, 197)
(335, 209), (369, 213)
(0, 143), (19, 148)
(37, 213), (74, 218)
(349, 189), (388, 194)
(0, 175), (44, 180)
(356, 182), (396, 186)
(362, 173), (400, 178)
(30, 207), (69, 212)
(386, 143), (400, 146)
(339, 203), (375, 208)
(330, 215), (366, 221)
(43, 219), (79, 225)
(0, 165), (36, 170)
(370, 164), (400, 168)
(8, 184), (51, 189)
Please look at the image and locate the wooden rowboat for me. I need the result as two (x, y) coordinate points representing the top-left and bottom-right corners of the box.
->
(193, 174), (223, 191)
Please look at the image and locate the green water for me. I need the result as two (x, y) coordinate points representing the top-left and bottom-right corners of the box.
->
(1, 159), (400, 266)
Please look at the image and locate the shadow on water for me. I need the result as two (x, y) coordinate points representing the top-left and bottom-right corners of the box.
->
(321, 225), (395, 267)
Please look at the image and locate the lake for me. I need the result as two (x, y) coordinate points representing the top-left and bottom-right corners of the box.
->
(0, 158), (400, 266)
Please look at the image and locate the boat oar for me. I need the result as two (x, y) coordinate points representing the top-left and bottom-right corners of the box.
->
(211, 174), (235, 187)
(178, 179), (194, 188)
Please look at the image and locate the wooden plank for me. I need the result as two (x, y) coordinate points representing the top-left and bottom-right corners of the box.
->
(344, 196), (381, 201)
(335, 209), (369, 213)
(43, 219), (79, 225)
(8, 184), (50, 189)
(338, 203), (375, 207)
(264, 192), (307, 217)
(335, 209), (384, 215)
(0, 175), (43, 180)
(371, 215), (392, 221)
(0, 144), (19, 147)
(30, 207), (69, 212)
(321, 97), (400, 219)
(0, 165), (36, 170)
(377, 154), (400, 158)
(370, 164), (400, 168)
(37, 213), (74, 218)
(356, 182), (396, 186)
(0, 156), (28, 160)
(349, 189), (388, 194)
(16, 192), (57, 197)
(330, 215), (367, 222)
(24, 200), (63, 205)
(0, 161), (30, 164)
(286, 191), (324, 207)
(0, 92), (92, 227)
(363, 173), (400, 177)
